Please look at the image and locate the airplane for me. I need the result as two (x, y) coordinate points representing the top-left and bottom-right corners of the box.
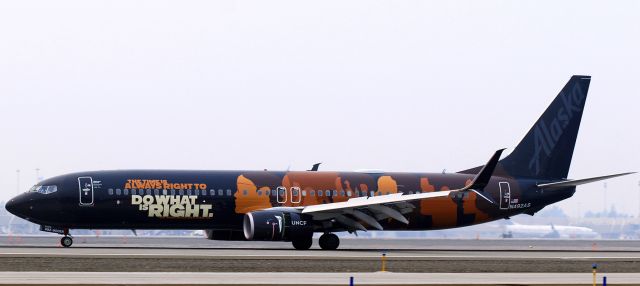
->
(5, 75), (634, 249)
(501, 221), (600, 239)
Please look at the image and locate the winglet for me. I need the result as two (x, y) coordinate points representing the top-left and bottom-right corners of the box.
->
(308, 163), (322, 172)
(463, 149), (506, 191)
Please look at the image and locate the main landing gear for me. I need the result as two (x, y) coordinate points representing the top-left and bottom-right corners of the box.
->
(291, 236), (313, 250)
(319, 233), (339, 250)
(290, 233), (340, 250)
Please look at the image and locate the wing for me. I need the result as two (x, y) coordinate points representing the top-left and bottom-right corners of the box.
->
(297, 149), (504, 232)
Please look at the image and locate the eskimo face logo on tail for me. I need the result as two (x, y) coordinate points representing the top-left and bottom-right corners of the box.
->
(528, 82), (586, 175)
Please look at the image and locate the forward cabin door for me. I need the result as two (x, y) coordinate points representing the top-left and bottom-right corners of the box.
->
(276, 186), (287, 205)
(499, 182), (510, 210)
(78, 177), (94, 206)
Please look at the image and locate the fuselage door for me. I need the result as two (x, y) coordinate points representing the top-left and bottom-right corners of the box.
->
(78, 177), (94, 206)
(276, 186), (287, 204)
(290, 187), (301, 204)
(499, 182), (510, 210)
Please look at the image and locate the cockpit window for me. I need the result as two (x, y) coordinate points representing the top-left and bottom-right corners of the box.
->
(29, 185), (58, 195)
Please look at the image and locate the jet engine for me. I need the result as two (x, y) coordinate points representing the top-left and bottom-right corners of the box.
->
(243, 210), (313, 241)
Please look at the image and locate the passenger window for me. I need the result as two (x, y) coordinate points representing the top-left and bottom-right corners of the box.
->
(123, 189), (129, 195)
(302, 191), (306, 197)
(154, 189), (160, 196)
(347, 191), (352, 197)
(108, 189), (114, 195)
(333, 190), (338, 197)
(243, 190), (248, 196)
(257, 190), (262, 196)
(318, 190), (323, 197)
(187, 189), (192, 196)
(370, 191), (375, 197)
(218, 189), (223, 196)
(171, 189), (175, 196)
(226, 189), (232, 196)
(195, 189), (200, 196)
(116, 189), (122, 195)
(162, 189), (167, 195)
(179, 189), (184, 196)
(292, 189), (298, 196)
(131, 189), (136, 195)
(210, 189), (215, 196)
(266, 190), (270, 196)
(146, 189), (152, 196)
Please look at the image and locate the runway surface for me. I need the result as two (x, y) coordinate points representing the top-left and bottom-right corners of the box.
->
(1, 272), (639, 285)
(1, 236), (639, 273)
(3, 235), (640, 251)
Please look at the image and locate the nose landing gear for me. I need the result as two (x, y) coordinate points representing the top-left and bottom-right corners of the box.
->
(60, 228), (73, 248)
(60, 236), (73, 248)
(40, 225), (73, 248)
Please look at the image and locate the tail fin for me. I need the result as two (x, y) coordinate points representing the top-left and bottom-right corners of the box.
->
(462, 75), (591, 180)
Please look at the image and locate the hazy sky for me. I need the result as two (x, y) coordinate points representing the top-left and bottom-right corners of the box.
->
(1, 1), (638, 217)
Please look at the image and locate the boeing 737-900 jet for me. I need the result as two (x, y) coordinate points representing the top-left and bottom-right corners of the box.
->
(5, 76), (634, 249)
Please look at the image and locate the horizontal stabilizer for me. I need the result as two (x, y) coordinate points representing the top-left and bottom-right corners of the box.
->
(537, 172), (635, 190)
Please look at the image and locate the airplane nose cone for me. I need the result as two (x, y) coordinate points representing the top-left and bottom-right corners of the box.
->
(5, 196), (29, 219)
(5, 199), (17, 215)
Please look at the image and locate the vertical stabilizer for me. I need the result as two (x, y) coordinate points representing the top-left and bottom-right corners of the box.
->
(461, 76), (591, 180)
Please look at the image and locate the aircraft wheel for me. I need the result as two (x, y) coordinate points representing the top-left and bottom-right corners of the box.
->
(319, 233), (339, 250)
(291, 236), (313, 250)
(60, 236), (73, 248)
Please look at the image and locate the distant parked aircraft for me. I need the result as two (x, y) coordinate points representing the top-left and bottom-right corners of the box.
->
(501, 221), (600, 239)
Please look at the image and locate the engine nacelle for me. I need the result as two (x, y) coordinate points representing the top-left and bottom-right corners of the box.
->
(243, 211), (313, 241)
(204, 229), (247, 241)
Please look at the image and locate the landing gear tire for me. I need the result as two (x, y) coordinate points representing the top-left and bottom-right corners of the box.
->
(319, 233), (339, 250)
(60, 236), (73, 248)
(292, 236), (313, 250)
